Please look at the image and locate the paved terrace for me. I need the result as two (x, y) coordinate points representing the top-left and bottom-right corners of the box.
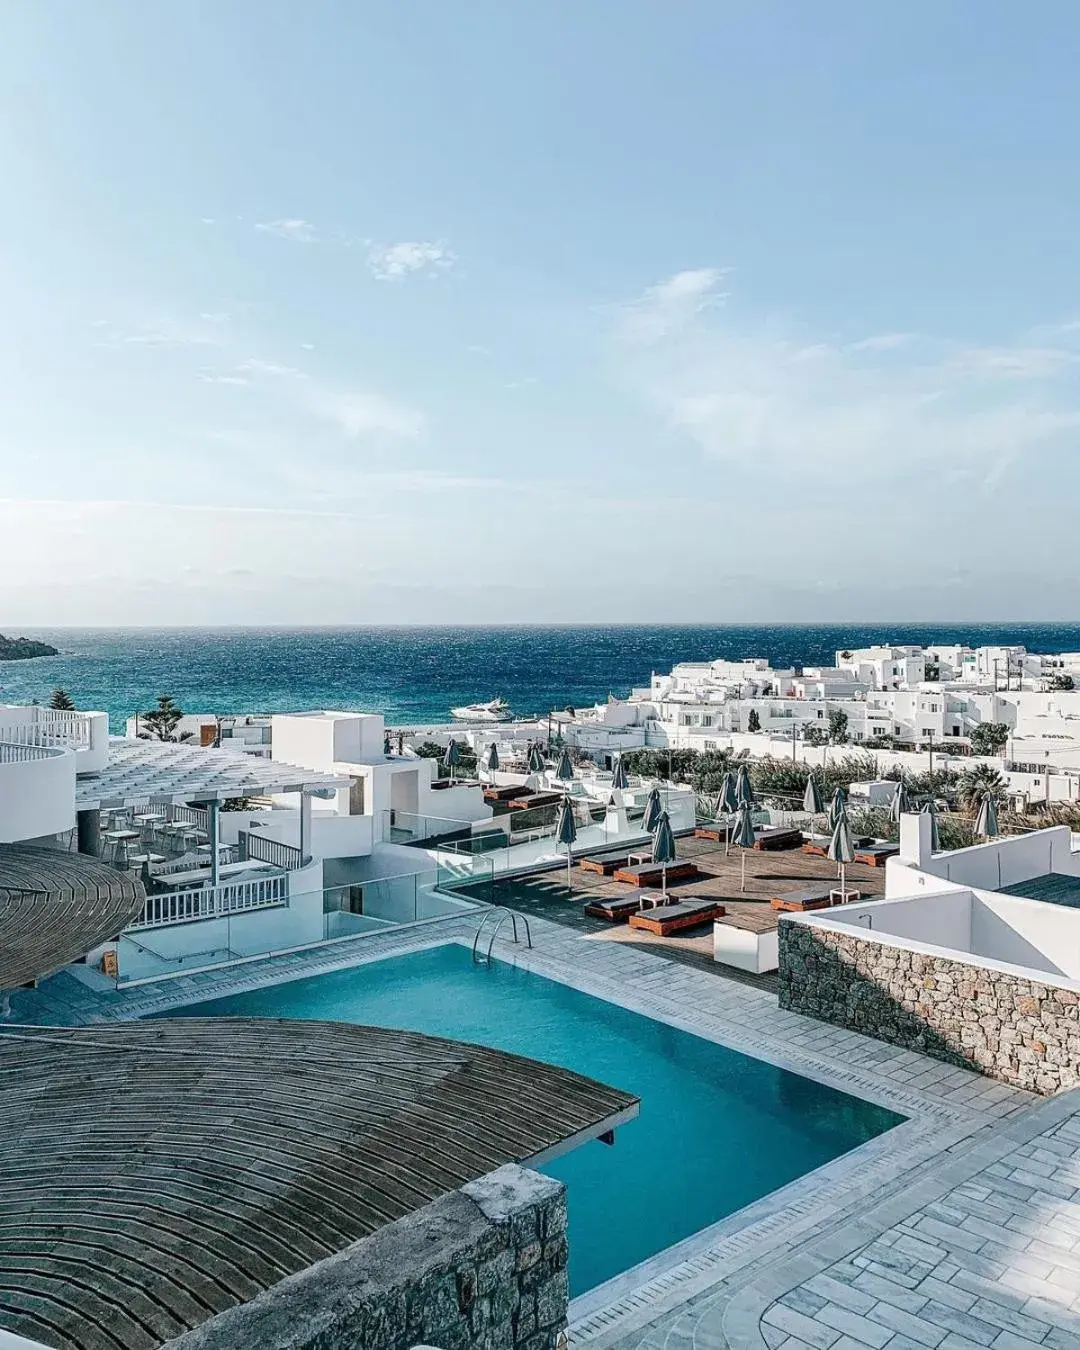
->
(0, 1018), (636, 1350)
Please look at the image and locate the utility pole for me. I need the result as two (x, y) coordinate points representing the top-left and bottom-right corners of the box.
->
(927, 728), (934, 780)
(792, 723), (797, 763)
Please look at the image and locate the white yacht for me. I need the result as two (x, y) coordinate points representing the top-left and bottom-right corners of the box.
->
(451, 697), (512, 723)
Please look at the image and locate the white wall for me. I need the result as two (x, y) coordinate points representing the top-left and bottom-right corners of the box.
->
(271, 711), (386, 770)
(919, 827), (1078, 892)
(821, 879), (1080, 983)
(0, 746), (75, 842)
(219, 807), (373, 860)
(970, 890), (1080, 980)
(830, 888), (974, 949)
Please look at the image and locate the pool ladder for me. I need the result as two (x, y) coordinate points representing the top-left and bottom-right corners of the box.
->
(472, 906), (533, 964)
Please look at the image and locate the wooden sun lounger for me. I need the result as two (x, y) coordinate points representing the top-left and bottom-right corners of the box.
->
(770, 886), (835, 913)
(801, 838), (830, 858)
(483, 785), (523, 803)
(752, 827), (803, 852)
(583, 894), (642, 922)
(854, 843), (900, 868)
(612, 860), (700, 888)
(694, 824), (730, 842)
(629, 899), (726, 935)
(507, 791), (564, 811)
(580, 854), (630, 876)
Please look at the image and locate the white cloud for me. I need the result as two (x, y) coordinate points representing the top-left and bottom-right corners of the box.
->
(305, 388), (424, 439)
(238, 357), (307, 380)
(847, 332), (917, 352)
(619, 267), (728, 341)
(198, 372), (250, 386)
(615, 269), (1080, 484)
(255, 218), (318, 243)
(367, 240), (455, 280)
(235, 356), (422, 439)
(111, 316), (227, 348)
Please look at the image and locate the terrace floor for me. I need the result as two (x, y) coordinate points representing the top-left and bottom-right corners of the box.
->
(468, 834), (888, 993)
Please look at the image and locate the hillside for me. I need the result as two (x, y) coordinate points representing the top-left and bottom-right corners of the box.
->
(0, 634), (59, 661)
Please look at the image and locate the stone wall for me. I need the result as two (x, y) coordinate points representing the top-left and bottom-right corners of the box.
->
(779, 918), (1080, 1094)
(161, 1165), (568, 1350)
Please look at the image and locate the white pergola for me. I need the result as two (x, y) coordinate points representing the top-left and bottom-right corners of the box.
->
(75, 741), (352, 886)
(76, 739), (350, 811)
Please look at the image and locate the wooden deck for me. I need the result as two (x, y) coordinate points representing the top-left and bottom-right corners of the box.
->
(475, 834), (888, 991)
(0, 845), (145, 991)
(0, 1018), (638, 1350)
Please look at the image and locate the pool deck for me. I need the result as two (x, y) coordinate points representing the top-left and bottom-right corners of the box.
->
(6, 875), (1079, 1350)
(470, 834), (890, 994)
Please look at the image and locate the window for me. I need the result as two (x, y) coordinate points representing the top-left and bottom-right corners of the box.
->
(702, 715), (712, 727)
(817, 709), (824, 719)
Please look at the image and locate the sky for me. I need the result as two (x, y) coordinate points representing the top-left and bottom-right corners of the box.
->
(3, 1), (1080, 625)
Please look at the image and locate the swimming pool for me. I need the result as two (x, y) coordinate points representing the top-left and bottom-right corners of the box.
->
(170, 943), (903, 1295)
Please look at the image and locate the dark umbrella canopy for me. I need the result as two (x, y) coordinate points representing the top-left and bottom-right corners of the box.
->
(828, 809), (855, 865)
(555, 796), (578, 846)
(890, 778), (912, 822)
(485, 742), (500, 772)
(736, 764), (755, 808)
(921, 798), (942, 852)
(642, 786), (663, 833)
(650, 810), (676, 864)
(974, 793), (999, 840)
(802, 776), (825, 815)
(732, 801), (756, 850)
(611, 757), (629, 790)
(527, 743), (545, 774)
(828, 786), (847, 829)
(717, 771), (738, 815)
(442, 739), (461, 771)
(555, 748), (575, 781)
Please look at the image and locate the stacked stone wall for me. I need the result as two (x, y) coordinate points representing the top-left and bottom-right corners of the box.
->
(162, 1164), (568, 1350)
(779, 919), (1080, 1094)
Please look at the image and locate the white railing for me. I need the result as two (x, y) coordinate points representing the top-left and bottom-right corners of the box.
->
(0, 741), (64, 764)
(129, 873), (289, 930)
(0, 709), (92, 750)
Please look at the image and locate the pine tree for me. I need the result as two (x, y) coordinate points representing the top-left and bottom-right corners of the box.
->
(140, 695), (185, 741)
(48, 687), (75, 711)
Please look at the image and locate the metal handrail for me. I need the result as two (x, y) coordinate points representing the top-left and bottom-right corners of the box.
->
(471, 906), (533, 963)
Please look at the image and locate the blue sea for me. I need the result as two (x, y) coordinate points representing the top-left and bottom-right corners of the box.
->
(4, 624), (1080, 733)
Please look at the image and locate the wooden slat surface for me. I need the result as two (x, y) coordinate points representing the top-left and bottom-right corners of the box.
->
(0, 847), (144, 992)
(0, 1019), (637, 1350)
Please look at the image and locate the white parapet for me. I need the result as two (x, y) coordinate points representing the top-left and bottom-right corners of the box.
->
(0, 743), (75, 842)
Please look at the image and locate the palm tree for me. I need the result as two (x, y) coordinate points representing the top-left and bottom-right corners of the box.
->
(48, 687), (75, 711)
(958, 764), (1007, 813)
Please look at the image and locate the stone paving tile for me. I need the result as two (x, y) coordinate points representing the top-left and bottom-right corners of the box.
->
(814, 1302), (892, 1347)
(754, 1103), (1080, 1350)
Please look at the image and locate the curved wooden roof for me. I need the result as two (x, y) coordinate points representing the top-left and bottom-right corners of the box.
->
(0, 846), (144, 992)
(0, 1017), (637, 1350)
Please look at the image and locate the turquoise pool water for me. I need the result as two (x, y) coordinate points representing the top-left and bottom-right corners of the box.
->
(170, 944), (903, 1294)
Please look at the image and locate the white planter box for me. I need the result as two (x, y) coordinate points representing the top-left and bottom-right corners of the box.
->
(713, 921), (778, 974)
